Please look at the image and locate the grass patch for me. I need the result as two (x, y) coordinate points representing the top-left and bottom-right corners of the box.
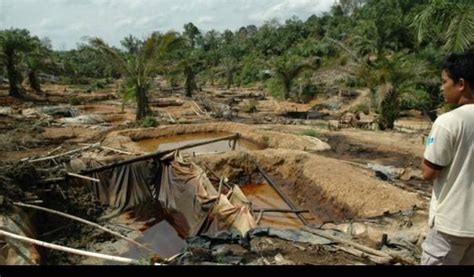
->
(298, 129), (320, 138)
(141, 117), (159, 128)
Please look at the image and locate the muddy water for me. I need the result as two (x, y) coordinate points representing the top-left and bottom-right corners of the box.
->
(103, 204), (186, 264)
(136, 132), (261, 153)
(241, 183), (313, 229)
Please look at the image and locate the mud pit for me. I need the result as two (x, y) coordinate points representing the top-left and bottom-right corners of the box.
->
(0, 83), (432, 265)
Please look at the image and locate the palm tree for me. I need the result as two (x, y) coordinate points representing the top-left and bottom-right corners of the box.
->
(413, 0), (474, 52)
(0, 29), (38, 98)
(26, 43), (54, 93)
(90, 31), (179, 120)
(222, 57), (239, 89)
(270, 54), (320, 100)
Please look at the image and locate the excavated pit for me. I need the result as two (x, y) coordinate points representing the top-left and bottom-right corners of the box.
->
(135, 132), (262, 154)
(195, 149), (423, 224)
(0, 123), (425, 265)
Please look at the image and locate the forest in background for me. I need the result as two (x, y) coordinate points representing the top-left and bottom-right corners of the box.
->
(1, 0), (473, 127)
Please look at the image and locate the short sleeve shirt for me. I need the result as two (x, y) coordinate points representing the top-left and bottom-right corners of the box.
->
(424, 105), (474, 237)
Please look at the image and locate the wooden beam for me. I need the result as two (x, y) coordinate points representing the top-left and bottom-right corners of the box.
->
(81, 134), (240, 175)
(256, 165), (309, 226)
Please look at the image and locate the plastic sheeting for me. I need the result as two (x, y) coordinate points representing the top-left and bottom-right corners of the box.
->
(70, 151), (256, 236)
(0, 207), (41, 265)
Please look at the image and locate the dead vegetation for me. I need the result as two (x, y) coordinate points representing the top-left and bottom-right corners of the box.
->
(0, 80), (432, 266)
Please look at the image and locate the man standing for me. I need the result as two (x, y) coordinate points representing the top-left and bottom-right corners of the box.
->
(421, 49), (474, 265)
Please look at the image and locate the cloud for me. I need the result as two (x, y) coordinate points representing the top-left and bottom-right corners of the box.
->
(250, 0), (335, 22)
(197, 16), (216, 25)
(0, 0), (335, 49)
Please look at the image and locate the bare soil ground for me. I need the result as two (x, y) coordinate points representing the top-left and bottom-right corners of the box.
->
(0, 80), (432, 265)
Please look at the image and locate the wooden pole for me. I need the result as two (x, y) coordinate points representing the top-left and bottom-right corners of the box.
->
(303, 226), (393, 262)
(29, 143), (101, 163)
(100, 146), (136, 155)
(13, 202), (161, 258)
(256, 165), (309, 226)
(0, 229), (142, 265)
(81, 134), (240, 175)
(67, 173), (100, 183)
(252, 209), (309, 214)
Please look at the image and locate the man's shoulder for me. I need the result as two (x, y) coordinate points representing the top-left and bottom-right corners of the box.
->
(433, 111), (455, 128)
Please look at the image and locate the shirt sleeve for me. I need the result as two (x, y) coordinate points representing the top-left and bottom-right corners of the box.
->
(423, 122), (454, 167)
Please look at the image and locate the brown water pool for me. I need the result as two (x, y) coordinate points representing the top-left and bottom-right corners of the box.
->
(241, 183), (317, 229)
(136, 132), (261, 153)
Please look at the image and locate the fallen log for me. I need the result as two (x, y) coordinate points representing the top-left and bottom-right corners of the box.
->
(303, 226), (393, 264)
(148, 99), (184, 107)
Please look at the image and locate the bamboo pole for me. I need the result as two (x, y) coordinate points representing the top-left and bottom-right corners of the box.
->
(67, 172), (100, 183)
(100, 146), (135, 155)
(0, 229), (141, 265)
(252, 209), (310, 214)
(81, 134), (240, 175)
(29, 143), (101, 163)
(13, 202), (161, 258)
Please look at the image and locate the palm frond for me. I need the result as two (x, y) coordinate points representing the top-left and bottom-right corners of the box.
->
(444, 8), (474, 51)
(412, 4), (436, 43)
(89, 37), (129, 75)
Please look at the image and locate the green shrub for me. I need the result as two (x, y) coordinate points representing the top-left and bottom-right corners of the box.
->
(345, 76), (366, 88)
(69, 97), (82, 106)
(95, 81), (106, 89)
(399, 88), (431, 110)
(298, 129), (320, 138)
(350, 102), (370, 114)
(61, 76), (73, 85)
(300, 83), (318, 103)
(265, 78), (284, 99)
(241, 100), (258, 113)
(141, 117), (159, 128)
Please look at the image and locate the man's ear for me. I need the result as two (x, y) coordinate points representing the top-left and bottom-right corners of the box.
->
(459, 78), (473, 97)
(458, 78), (465, 91)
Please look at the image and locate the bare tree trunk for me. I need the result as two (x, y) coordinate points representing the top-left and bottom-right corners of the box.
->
(283, 78), (291, 100)
(378, 84), (399, 130)
(226, 69), (234, 89)
(135, 85), (149, 121)
(185, 65), (196, 98)
(6, 50), (22, 98)
(28, 69), (42, 93)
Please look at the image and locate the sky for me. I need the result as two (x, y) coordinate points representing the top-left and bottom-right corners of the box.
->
(0, 0), (336, 50)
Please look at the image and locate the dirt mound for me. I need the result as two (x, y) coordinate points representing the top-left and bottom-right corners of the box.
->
(104, 122), (330, 153)
(196, 149), (423, 220)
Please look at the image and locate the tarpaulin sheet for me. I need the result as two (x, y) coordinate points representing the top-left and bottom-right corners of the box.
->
(0, 207), (41, 265)
(70, 151), (256, 236)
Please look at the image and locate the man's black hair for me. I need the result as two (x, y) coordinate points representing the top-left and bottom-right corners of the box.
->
(442, 48), (474, 85)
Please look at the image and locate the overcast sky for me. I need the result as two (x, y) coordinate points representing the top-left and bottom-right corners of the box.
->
(0, 0), (336, 50)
